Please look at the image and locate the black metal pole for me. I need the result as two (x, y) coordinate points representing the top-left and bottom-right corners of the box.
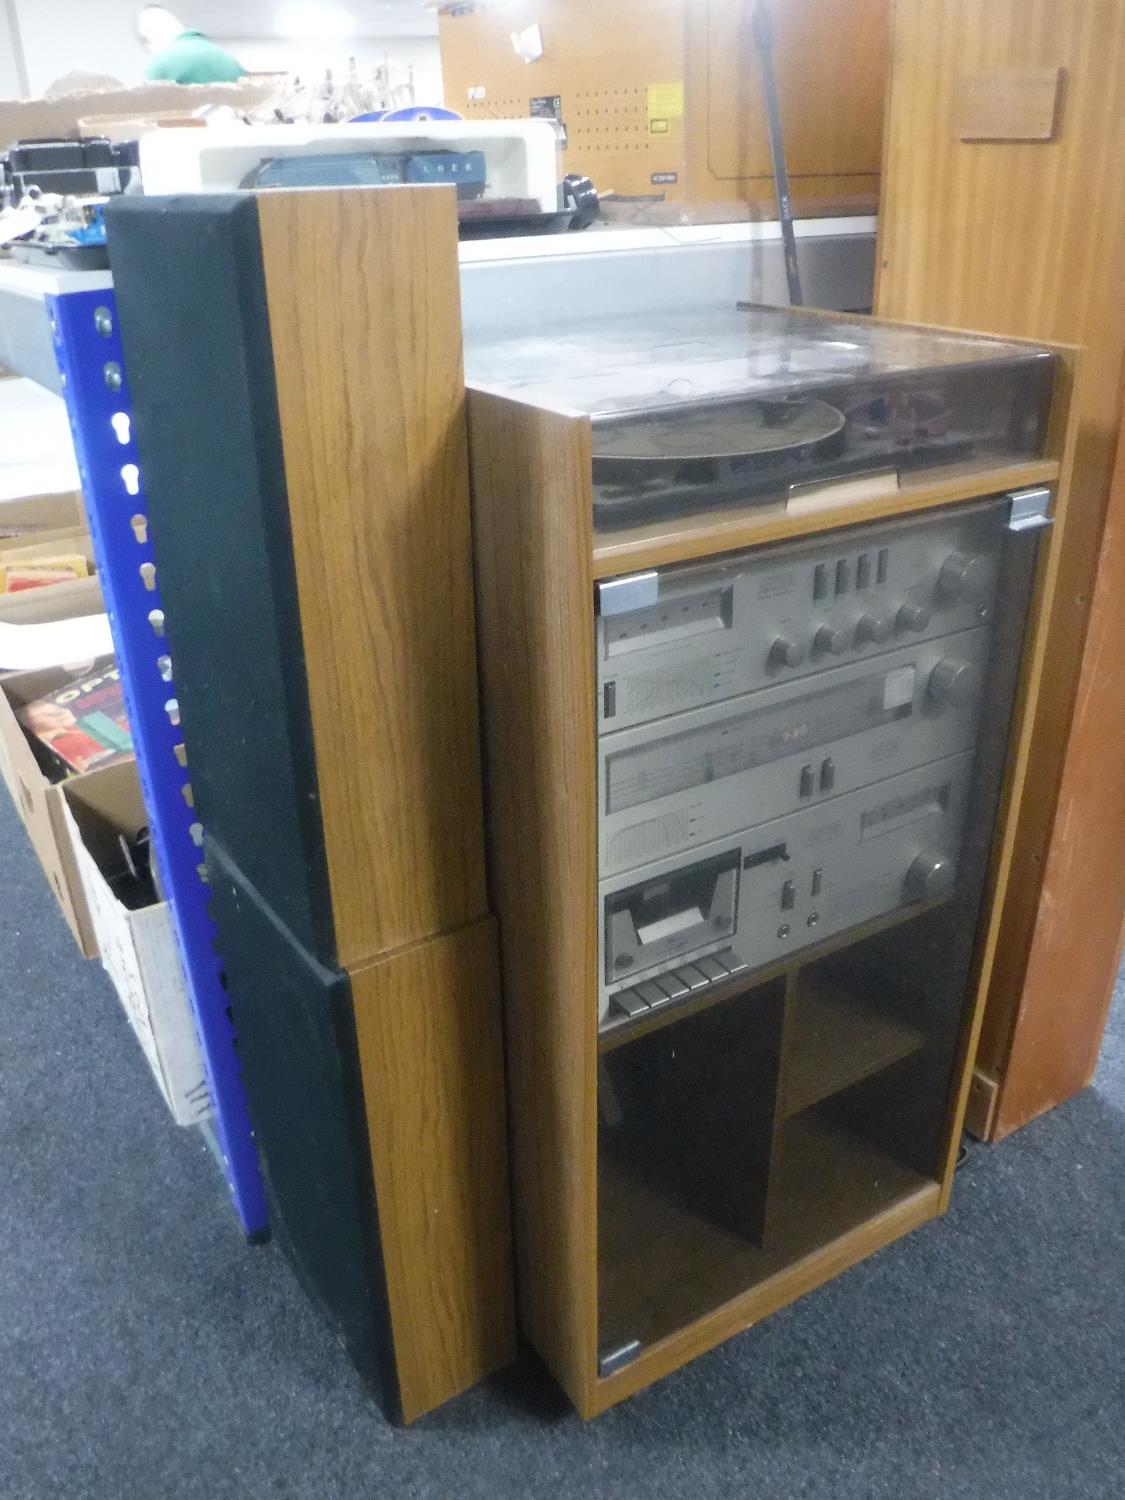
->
(751, 2), (804, 306)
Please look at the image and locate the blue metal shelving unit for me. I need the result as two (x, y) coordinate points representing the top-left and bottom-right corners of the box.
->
(48, 285), (267, 1239)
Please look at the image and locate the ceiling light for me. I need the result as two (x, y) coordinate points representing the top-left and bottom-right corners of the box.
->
(275, 3), (358, 39)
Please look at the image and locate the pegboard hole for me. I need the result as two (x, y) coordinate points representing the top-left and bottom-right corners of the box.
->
(181, 782), (194, 808)
(156, 653), (172, 681)
(139, 561), (156, 591)
(165, 697), (180, 727)
(130, 513), (148, 544)
(173, 742), (187, 768)
(121, 463), (140, 496)
(189, 821), (203, 847)
(111, 411), (131, 445)
(148, 608), (165, 637)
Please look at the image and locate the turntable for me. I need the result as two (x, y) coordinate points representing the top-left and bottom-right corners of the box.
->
(463, 306), (1056, 529)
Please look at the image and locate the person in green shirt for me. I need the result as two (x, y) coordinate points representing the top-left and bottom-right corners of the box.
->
(136, 6), (246, 84)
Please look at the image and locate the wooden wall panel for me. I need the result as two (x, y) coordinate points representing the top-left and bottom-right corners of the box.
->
(691, 0), (886, 207)
(994, 420), (1125, 1131)
(877, 0), (1125, 1136)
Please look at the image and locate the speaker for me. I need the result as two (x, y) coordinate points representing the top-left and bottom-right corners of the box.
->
(107, 186), (514, 1423)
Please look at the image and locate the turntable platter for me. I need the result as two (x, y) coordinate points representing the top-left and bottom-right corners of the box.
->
(591, 397), (846, 467)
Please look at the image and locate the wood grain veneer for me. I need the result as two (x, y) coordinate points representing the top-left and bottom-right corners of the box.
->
(440, 0), (886, 211)
(468, 391), (600, 1414)
(351, 917), (514, 1423)
(258, 187), (489, 969)
(877, 0), (1125, 1136)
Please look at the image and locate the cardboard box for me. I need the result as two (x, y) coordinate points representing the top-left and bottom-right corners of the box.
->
(0, 490), (87, 538)
(75, 112), (210, 143)
(0, 78), (282, 151)
(62, 762), (212, 1127)
(0, 571), (109, 675)
(0, 651), (115, 956)
(0, 527), (94, 591)
(0, 570), (101, 625)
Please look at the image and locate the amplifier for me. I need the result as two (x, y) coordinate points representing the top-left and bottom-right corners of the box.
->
(596, 497), (1007, 734)
(598, 625), (990, 878)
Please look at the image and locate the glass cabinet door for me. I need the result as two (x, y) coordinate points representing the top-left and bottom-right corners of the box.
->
(595, 492), (1044, 1368)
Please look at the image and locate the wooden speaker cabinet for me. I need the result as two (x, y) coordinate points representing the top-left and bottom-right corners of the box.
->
(106, 186), (514, 1424)
(465, 304), (1077, 1415)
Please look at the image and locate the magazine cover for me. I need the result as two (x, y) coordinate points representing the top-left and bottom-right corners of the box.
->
(18, 663), (133, 777)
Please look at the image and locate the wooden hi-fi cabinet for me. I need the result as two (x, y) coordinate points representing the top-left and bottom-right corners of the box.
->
(465, 305), (1078, 1415)
(107, 186), (514, 1424)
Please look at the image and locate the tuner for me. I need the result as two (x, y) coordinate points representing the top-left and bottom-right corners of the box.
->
(896, 602), (930, 634)
(855, 612), (893, 647)
(767, 633), (805, 669)
(938, 550), (993, 603)
(903, 851), (956, 902)
(812, 623), (849, 657)
(928, 656), (978, 707)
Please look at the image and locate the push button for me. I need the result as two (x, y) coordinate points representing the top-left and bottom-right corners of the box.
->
(799, 763), (815, 798)
(654, 972), (690, 1000)
(813, 562), (829, 600)
(612, 989), (648, 1018)
(820, 757), (836, 793)
(636, 980), (673, 1008)
(835, 558), (849, 595)
(677, 964), (712, 991)
(781, 879), (796, 911)
(856, 552), (871, 590)
(696, 955), (730, 983)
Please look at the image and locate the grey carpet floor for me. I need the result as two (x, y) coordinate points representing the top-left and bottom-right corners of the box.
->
(2, 785), (1123, 1500)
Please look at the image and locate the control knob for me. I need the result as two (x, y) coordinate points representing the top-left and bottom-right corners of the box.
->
(927, 656), (978, 707)
(896, 602), (930, 634)
(938, 550), (993, 603)
(903, 851), (957, 903)
(855, 612), (893, 647)
(812, 623), (849, 657)
(768, 633), (805, 669)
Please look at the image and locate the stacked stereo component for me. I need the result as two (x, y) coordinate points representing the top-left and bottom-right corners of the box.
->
(596, 498), (1014, 1030)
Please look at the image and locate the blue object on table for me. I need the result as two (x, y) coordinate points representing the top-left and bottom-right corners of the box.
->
(381, 105), (463, 121)
(68, 203), (108, 246)
(48, 287), (268, 1240)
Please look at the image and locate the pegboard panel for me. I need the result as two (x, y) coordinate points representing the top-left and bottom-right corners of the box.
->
(440, 0), (688, 198)
(441, 0), (885, 211)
